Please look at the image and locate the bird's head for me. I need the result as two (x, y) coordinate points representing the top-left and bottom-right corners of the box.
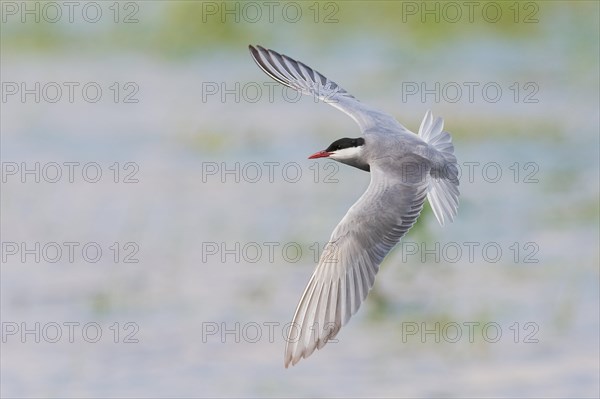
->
(308, 137), (370, 172)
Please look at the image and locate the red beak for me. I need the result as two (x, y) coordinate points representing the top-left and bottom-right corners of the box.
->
(308, 150), (331, 159)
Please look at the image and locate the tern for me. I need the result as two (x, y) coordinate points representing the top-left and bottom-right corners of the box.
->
(249, 45), (460, 367)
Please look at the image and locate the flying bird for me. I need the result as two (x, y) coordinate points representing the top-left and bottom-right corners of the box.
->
(249, 45), (460, 367)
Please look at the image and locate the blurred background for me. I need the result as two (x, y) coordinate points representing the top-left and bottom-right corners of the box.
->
(1, 1), (598, 397)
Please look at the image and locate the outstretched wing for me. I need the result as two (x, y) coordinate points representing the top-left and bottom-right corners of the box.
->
(284, 158), (430, 367)
(249, 45), (400, 132)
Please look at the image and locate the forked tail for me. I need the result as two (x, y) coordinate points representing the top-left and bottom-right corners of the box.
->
(419, 110), (460, 226)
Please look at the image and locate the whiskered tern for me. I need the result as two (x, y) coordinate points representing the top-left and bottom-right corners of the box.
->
(249, 45), (460, 367)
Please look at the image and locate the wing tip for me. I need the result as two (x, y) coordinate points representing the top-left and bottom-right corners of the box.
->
(284, 348), (301, 368)
(248, 44), (265, 60)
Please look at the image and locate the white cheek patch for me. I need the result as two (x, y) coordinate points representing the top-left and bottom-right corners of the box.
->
(331, 146), (363, 160)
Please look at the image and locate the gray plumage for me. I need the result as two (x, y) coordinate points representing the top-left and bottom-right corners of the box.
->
(249, 45), (460, 367)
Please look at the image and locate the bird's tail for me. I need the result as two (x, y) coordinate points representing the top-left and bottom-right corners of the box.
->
(418, 110), (460, 226)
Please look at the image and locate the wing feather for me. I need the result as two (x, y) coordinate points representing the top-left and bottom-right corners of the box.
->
(284, 163), (429, 367)
(249, 45), (401, 132)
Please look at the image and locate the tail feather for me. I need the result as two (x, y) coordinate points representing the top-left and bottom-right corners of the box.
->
(418, 110), (460, 226)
